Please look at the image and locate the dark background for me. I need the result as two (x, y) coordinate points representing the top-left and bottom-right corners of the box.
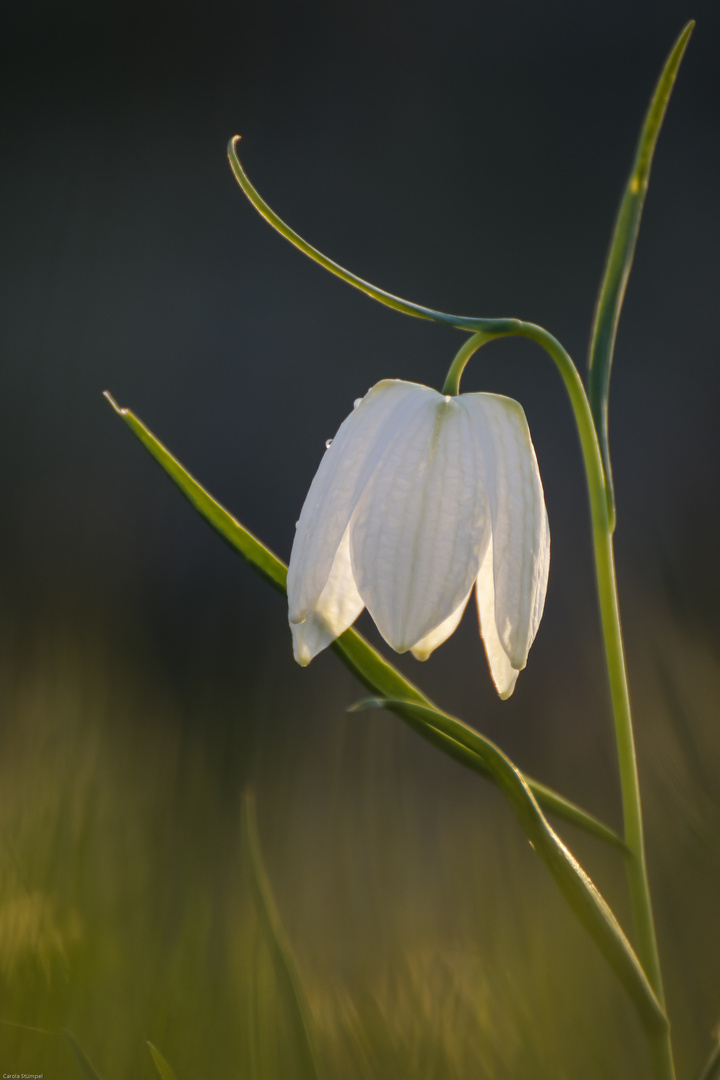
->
(2, 0), (719, 688)
(1, 2), (720, 1072)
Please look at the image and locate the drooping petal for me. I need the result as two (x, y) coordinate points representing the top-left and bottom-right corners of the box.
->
(475, 534), (519, 699)
(462, 393), (550, 676)
(350, 392), (491, 653)
(410, 586), (473, 661)
(288, 380), (426, 627)
(291, 526), (364, 665)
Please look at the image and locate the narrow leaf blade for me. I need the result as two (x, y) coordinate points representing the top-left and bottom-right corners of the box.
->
(242, 790), (321, 1080)
(63, 1031), (104, 1080)
(103, 392), (286, 594)
(587, 22), (694, 529)
(694, 1032), (720, 1080)
(105, 394), (624, 851)
(147, 1042), (179, 1080)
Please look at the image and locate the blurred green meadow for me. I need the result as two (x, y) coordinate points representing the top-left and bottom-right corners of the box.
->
(1, 584), (719, 1080)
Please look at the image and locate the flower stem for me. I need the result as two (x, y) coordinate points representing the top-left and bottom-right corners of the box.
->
(518, 324), (674, 1079)
(456, 323), (675, 1079)
(442, 331), (496, 395)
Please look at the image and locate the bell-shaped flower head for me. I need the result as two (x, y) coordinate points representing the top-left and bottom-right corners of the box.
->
(287, 380), (549, 698)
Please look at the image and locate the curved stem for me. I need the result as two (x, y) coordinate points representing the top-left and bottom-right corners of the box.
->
(227, 136), (521, 336)
(442, 331), (495, 395)
(459, 323), (674, 1079)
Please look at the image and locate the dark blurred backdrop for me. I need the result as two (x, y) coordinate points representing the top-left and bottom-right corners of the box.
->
(2, 0), (718, 680)
(1, 1), (720, 1075)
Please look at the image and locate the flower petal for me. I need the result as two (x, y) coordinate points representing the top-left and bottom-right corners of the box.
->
(291, 525), (364, 665)
(410, 586), (473, 661)
(288, 380), (426, 626)
(475, 534), (519, 699)
(462, 393), (550, 674)
(350, 392), (491, 653)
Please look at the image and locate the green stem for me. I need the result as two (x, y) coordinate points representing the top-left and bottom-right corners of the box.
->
(227, 136), (521, 336)
(456, 323), (674, 1079)
(442, 331), (495, 395)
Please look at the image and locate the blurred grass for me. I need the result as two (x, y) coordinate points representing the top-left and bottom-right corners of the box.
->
(0, 595), (719, 1079)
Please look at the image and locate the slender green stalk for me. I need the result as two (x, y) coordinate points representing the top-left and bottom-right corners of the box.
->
(442, 331), (495, 395)
(147, 1043), (179, 1080)
(473, 322), (675, 1079)
(695, 1036), (720, 1080)
(242, 790), (322, 1080)
(64, 1031), (105, 1080)
(227, 136), (520, 337)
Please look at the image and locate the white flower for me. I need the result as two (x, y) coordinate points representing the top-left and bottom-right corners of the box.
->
(287, 379), (549, 698)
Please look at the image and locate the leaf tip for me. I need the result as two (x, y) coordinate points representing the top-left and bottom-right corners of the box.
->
(347, 697), (383, 713)
(147, 1041), (178, 1080)
(103, 390), (127, 416)
(671, 19), (695, 63)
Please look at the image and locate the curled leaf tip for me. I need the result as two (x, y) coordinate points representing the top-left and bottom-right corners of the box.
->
(103, 390), (127, 415)
(227, 136), (245, 174)
(225, 131), (521, 333)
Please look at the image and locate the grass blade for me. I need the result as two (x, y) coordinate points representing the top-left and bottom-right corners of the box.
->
(242, 790), (321, 1080)
(694, 1032), (720, 1080)
(63, 1030), (104, 1080)
(104, 393), (625, 851)
(353, 697), (667, 1036)
(147, 1041), (179, 1080)
(587, 22), (694, 529)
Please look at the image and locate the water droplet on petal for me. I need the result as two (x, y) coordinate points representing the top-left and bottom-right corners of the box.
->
(325, 438), (333, 449)
(444, 394), (451, 403)
(353, 398), (362, 409)
(295, 521), (299, 529)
